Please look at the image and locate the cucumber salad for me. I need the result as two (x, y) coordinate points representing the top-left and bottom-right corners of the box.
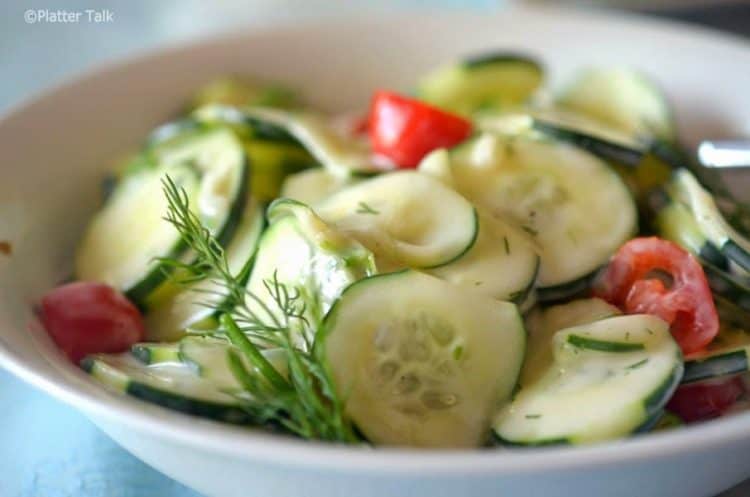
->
(39, 53), (750, 448)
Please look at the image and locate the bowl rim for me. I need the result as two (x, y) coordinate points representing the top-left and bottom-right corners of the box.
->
(2, 3), (750, 475)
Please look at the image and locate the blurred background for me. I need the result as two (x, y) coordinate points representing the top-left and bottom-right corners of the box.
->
(0, 1), (749, 496)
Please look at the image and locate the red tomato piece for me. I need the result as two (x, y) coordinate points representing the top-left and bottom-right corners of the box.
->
(40, 282), (145, 364)
(368, 91), (472, 168)
(667, 376), (745, 423)
(594, 237), (719, 354)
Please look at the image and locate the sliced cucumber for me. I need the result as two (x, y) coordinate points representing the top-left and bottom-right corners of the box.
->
(428, 208), (539, 303)
(668, 169), (750, 272)
(319, 270), (526, 447)
(130, 337), (288, 389)
(78, 127), (250, 306)
(190, 77), (298, 110)
(557, 67), (675, 143)
(178, 336), (288, 388)
(280, 168), (358, 206)
(193, 104), (298, 145)
(530, 109), (647, 167)
(195, 105), (381, 177)
(653, 188), (729, 268)
(494, 314), (682, 445)
(152, 128), (249, 245)
(245, 199), (375, 345)
(703, 263), (750, 315)
(522, 298), (621, 386)
(131, 343), (181, 365)
(81, 353), (252, 424)
(417, 53), (543, 115)
(421, 133), (637, 294)
(316, 171), (478, 269)
(76, 164), (201, 304)
(682, 303), (750, 384)
(143, 198), (266, 342)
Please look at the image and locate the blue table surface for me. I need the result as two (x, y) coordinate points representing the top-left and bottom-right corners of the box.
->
(1, 1), (750, 496)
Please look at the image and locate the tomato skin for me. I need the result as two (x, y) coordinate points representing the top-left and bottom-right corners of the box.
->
(368, 91), (472, 168)
(40, 282), (145, 364)
(594, 237), (719, 354)
(667, 376), (745, 423)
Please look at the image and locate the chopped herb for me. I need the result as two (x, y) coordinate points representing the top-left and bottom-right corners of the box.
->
(356, 202), (379, 215)
(160, 176), (359, 443)
(525, 414), (542, 419)
(625, 332), (631, 341)
(503, 236), (511, 255)
(625, 358), (649, 370)
(521, 225), (538, 237)
(474, 281), (483, 286)
(646, 328), (654, 335)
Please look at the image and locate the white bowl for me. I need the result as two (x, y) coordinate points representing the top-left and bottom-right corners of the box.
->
(2, 6), (750, 497)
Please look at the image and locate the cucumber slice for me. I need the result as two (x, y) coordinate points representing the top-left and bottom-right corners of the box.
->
(77, 128), (250, 306)
(152, 128), (249, 245)
(319, 270), (526, 447)
(76, 164), (201, 303)
(703, 263), (750, 315)
(316, 171), (478, 269)
(190, 77), (298, 110)
(682, 302), (750, 384)
(143, 198), (266, 342)
(421, 133), (637, 293)
(245, 199), (375, 345)
(82, 353), (252, 424)
(494, 314), (683, 445)
(522, 298), (621, 386)
(280, 168), (358, 206)
(178, 336), (288, 388)
(669, 169), (750, 272)
(428, 208), (539, 303)
(529, 109), (647, 167)
(654, 188), (729, 268)
(557, 67), (675, 143)
(195, 105), (381, 177)
(131, 337), (288, 389)
(131, 343), (181, 365)
(417, 53), (543, 115)
(193, 104), (298, 145)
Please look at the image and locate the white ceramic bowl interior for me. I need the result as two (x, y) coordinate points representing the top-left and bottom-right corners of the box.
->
(2, 6), (750, 497)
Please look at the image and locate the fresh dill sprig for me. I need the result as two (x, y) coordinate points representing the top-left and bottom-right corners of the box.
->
(160, 175), (359, 443)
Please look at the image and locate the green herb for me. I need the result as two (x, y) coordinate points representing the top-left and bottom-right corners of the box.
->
(646, 328), (654, 335)
(161, 175), (359, 443)
(567, 335), (645, 353)
(356, 201), (379, 215)
(525, 414), (541, 419)
(521, 224), (537, 237)
(625, 358), (649, 370)
(503, 236), (511, 255)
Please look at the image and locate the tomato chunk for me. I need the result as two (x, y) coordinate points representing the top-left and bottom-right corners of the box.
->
(594, 237), (719, 354)
(40, 282), (145, 363)
(667, 376), (745, 423)
(368, 91), (472, 168)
